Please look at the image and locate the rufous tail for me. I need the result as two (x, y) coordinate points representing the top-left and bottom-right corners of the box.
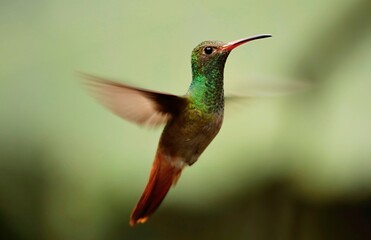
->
(129, 151), (183, 226)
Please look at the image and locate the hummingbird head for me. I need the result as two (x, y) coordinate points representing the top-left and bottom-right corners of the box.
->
(191, 34), (272, 78)
(191, 40), (229, 78)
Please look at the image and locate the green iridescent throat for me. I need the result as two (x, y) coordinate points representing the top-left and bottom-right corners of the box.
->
(187, 66), (225, 113)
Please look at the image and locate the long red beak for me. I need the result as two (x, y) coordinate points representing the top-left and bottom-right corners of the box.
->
(222, 34), (272, 51)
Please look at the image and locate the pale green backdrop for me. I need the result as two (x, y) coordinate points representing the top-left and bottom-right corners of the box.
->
(1, 0), (370, 239)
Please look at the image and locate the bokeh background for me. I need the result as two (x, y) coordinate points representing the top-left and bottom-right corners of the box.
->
(1, 0), (371, 239)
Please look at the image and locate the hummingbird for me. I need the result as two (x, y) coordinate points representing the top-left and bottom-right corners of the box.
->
(82, 34), (272, 226)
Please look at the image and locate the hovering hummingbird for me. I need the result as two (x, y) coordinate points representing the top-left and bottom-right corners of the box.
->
(82, 34), (272, 226)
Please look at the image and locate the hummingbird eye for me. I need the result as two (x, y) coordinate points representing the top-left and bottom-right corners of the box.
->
(203, 47), (213, 55)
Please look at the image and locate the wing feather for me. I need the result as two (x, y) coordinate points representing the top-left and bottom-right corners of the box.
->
(81, 73), (187, 127)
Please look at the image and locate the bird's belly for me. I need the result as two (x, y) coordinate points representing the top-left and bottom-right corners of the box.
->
(159, 113), (223, 165)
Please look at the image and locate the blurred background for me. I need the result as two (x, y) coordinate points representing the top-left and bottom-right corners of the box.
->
(1, 0), (371, 239)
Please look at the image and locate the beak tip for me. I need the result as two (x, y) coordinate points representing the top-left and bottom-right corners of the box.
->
(260, 34), (273, 39)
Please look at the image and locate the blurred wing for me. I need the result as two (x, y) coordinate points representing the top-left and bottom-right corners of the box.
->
(81, 73), (187, 127)
(225, 77), (312, 103)
(225, 78), (312, 115)
(225, 94), (251, 102)
(223, 95), (251, 113)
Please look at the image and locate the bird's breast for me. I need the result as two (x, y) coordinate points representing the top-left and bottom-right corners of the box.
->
(158, 108), (223, 166)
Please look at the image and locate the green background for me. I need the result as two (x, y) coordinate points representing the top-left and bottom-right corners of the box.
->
(1, 0), (371, 239)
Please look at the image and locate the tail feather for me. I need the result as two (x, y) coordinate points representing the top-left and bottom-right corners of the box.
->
(129, 151), (184, 226)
